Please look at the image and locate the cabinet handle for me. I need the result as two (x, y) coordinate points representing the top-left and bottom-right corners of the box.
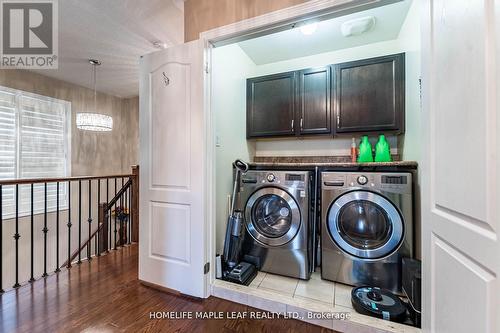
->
(300, 118), (303, 130)
(337, 115), (340, 127)
(291, 119), (294, 132)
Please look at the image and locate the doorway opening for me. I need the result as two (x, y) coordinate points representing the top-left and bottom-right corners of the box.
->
(206, 0), (422, 331)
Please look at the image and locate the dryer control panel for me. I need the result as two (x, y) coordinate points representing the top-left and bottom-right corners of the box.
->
(322, 172), (412, 195)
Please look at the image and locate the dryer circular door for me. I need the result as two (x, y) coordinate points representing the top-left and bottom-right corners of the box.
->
(245, 187), (301, 247)
(327, 191), (404, 259)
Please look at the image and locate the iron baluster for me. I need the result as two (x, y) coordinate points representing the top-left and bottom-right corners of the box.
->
(114, 178), (117, 250)
(42, 182), (48, 277)
(120, 177), (123, 246)
(78, 180), (82, 264)
(67, 181), (72, 268)
(13, 184), (20, 288)
(107, 178), (110, 252)
(96, 179), (100, 256)
(29, 184), (34, 282)
(87, 179), (92, 261)
(55, 182), (60, 272)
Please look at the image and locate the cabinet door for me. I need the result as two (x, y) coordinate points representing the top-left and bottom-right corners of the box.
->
(247, 72), (296, 138)
(334, 53), (405, 134)
(297, 67), (331, 135)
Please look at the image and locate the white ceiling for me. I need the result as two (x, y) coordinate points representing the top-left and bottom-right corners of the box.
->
(32, 0), (184, 98)
(238, 0), (412, 65)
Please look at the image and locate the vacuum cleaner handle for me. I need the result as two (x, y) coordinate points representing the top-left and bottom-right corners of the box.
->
(234, 159), (249, 173)
(230, 159), (249, 214)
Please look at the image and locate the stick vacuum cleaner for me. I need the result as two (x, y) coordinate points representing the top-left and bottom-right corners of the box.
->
(222, 159), (257, 285)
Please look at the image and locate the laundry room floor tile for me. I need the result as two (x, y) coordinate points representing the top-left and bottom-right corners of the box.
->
(334, 282), (354, 308)
(310, 269), (322, 280)
(213, 278), (421, 333)
(293, 277), (335, 305)
(258, 273), (298, 296)
(248, 271), (266, 288)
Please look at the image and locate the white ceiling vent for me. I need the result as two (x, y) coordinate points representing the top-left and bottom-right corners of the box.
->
(341, 16), (376, 37)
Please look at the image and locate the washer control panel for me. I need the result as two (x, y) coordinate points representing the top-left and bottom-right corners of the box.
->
(241, 171), (308, 185)
(266, 173), (276, 182)
(239, 170), (311, 195)
(357, 175), (368, 185)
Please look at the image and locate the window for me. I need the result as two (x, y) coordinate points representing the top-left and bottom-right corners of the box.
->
(0, 86), (71, 218)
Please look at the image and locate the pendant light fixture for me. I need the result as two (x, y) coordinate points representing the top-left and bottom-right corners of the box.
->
(76, 59), (113, 131)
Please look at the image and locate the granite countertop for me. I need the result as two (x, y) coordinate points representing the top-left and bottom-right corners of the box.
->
(249, 156), (418, 169)
(249, 161), (418, 168)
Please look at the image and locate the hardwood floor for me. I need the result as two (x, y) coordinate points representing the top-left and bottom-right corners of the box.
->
(0, 244), (334, 333)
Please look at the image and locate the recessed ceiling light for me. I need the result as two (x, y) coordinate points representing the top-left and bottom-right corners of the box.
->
(300, 23), (318, 35)
(152, 41), (167, 49)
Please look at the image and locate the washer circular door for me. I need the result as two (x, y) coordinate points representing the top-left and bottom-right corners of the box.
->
(327, 191), (404, 259)
(245, 187), (301, 247)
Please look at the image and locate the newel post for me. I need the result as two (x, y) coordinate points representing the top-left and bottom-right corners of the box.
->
(131, 165), (139, 243)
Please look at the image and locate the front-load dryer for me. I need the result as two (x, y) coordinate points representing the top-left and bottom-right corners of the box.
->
(321, 172), (413, 294)
(240, 170), (313, 280)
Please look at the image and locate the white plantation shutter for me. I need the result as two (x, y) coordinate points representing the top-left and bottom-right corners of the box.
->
(19, 95), (68, 178)
(0, 89), (17, 217)
(0, 86), (71, 218)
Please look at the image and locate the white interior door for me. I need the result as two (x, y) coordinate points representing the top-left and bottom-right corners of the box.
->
(139, 40), (207, 298)
(421, 1), (499, 332)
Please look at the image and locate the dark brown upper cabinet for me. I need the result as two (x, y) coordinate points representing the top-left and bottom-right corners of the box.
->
(246, 53), (405, 139)
(247, 67), (331, 138)
(297, 67), (331, 135)
(333, 53), (405, 134)
(247, 71), (296, 138)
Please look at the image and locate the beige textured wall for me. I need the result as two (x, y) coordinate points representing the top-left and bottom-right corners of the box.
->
(122, 96), (139, 173)
(0, 70), (139, 289)
(184, 0), (310, 41)
(0, 69), (139, 176)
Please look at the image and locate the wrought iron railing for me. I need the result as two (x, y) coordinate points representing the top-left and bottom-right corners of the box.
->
(0, 165), (139, 292)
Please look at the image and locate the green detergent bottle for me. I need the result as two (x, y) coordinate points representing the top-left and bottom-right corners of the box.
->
(357, 136), (374, 163)
(374, 134), (392, 162)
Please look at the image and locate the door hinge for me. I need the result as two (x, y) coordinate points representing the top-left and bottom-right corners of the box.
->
(204, 262), (210, 274)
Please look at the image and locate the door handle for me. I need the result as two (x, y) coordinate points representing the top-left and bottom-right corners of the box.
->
(337, 115), (340, 127)
(300, 118), (303, 130)
(291, 119), (294, 132)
